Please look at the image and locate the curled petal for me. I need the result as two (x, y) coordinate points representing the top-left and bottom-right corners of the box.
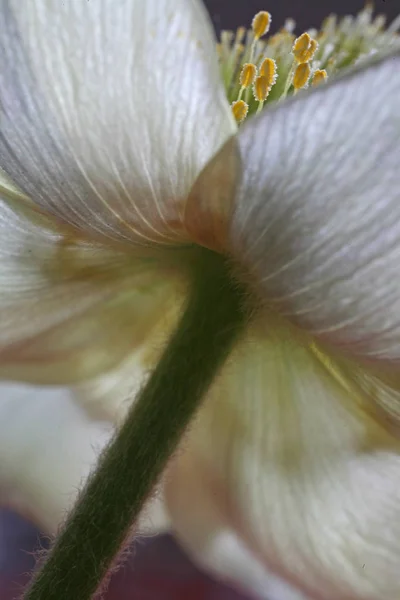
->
(184, 137), (240, 253)
(184, 313), (400, 599)
(165, 445), (308, 600)
(0, 0), (235, 246)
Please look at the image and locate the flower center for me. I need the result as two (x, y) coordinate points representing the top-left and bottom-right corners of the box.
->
(218, 4), (400, 124)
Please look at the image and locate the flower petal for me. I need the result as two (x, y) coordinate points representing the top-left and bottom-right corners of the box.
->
(0, 193), (187, 384)
(0, 383), (112, 532)
(227, 51), (400, 362)
(0, 0), (235, 245)
(74, 288), (202, 425)
(165, 444), (308, 600)
(184, 313), (400, 599)
(73, 354), (147, 423)
(0, 382), (170, 535)
(73, 317), (178, 422)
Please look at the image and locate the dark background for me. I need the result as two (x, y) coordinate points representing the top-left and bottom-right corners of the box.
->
(203, 0), (398, 33)
(1, 1), (398, 599)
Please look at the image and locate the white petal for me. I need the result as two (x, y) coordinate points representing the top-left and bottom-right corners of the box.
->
(73, 353), (147, 423)
(1, 0), (235, 245)
(0, 382), (170, 536)
(0, 382), (112, 532)
(230, 51), (400, 362)
(73, 315), (177, 422)
(73, 300), (184, 422)
(183, 313), (400, 599)
(165, 445), (309, 600)
(0, 193), (187, 384)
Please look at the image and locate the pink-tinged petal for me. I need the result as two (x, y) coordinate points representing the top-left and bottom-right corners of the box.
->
(184, 137), (240, 253)
(182, 312), (400, 599)
(0, 0), (235, 246)
(0, 192), (187, 385)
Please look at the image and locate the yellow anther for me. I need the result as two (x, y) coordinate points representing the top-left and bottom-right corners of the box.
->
(259, 57), (278, 87)
(252, 11), (271, 39)
(293, 32), (311, 58)
(303, 38), (318, 62)
(312, 69), (328, 86)
(239, 63), (257, 88)
(253, 75), (271, 102)
(293, 62), (311, 89)
(292, 32), (318, 63)
(218, 4), (399, 111)
(231, 100), (249, 123)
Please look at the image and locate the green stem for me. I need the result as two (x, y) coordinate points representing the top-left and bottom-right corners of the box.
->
(23, 249), (246, 600)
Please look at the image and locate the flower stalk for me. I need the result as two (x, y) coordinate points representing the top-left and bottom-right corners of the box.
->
(23, 249), (247, 600)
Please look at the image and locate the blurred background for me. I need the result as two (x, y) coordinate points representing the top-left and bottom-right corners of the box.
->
(203, 0), (398, 33)
(1, 1), (398, 599)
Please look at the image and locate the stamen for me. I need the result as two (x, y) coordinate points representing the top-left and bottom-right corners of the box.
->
(253, 74), (271, 113)
(218, 5), (400, 119)
(283, 18), (296, 34)
(221, 30), (235, 62)
(239, 63), (258, 88)
(293, 62), (311, 90)
(252, 11), (272, 39)
(304, 38), (319, 62)
(373, 14), (386, 32)
(236, 62), (257, 101)
(259, 57), (278, 87)
(231, 99), (249, 123)
(253, 75), (270, 101)
(292, 33), (319, 63)
(236, 43), (245, 58)
(292, 32), (311, 61)
(250, 11), (271, 65)
(235, 26), (246, 45)
(312, 69), (328, 86)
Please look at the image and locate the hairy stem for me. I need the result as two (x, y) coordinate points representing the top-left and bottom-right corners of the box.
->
(23, 250), (246, 600)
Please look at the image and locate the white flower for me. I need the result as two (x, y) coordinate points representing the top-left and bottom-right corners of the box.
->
(1, 1), (400, 598)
